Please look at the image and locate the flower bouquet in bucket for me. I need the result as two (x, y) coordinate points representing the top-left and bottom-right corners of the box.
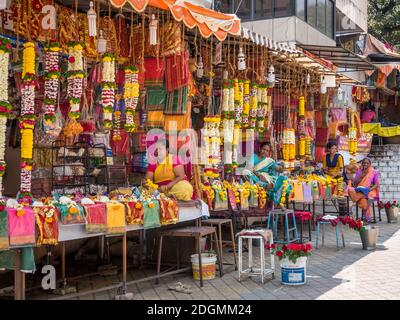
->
(378, 201), (399, 223)
(266, 243), (312, 285)
(342, 216), (378, 250)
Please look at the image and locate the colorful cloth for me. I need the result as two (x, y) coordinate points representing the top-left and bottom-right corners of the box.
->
(147, 154), (183, 186)
(34, 206), (59, 246)
(0, 247), (36, 273)
(165, 50), (189, 92)
(168, 180), (194, 202)
(144, 58), (165, 87)
(106, 202), (126, 234)
(143, 200), (161, 229)
(8, 207), (35, 247)
(159, 198), (179, 225)
(292, 181), (304, 202)
(353, 167), (380, 200)
(0, 211), (8, 251)
(147, 110), (165, 128)
(164, 86), (188, 115)
(303, 182), (313, 203)
(56, 204), (85, 225)
(125, 201), (144, 225)
(84, 203), (107, 233)
(146, 86), (166, 111)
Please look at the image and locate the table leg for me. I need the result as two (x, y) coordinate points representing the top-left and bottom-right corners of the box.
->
(218, 224), (223, 264)
(213, 231), (224, 277)
(156, 235), (163, 285)
(61, 242), (66, 289)
(248, 237), (253, 270)
(14, 249), (25, 300)
(122, 233), (127, 294)
(238, 236), (242, 281)
(229, 220), (238, 270)
(341, 224), (345, 248)
(260, 239), (265, 284)
(312, 201), (316, 231)
(197, 236), (203, 287)
(176, 238), (180, 270)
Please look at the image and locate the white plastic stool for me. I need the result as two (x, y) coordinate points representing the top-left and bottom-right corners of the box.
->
(238, 231), (275, 284)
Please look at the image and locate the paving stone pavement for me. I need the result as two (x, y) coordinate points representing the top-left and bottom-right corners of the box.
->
(26, 206), (400, 300)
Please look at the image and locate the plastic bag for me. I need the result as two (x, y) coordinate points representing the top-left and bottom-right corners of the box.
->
(143, 200), (161, 229)
(35, 111), (62, 148)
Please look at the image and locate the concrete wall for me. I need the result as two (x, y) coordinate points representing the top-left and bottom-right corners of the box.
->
(336, 0), (368, 33)
(242, 17), (336, 46)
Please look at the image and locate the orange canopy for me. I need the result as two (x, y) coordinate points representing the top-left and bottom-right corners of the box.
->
(109, 0), (241, 41)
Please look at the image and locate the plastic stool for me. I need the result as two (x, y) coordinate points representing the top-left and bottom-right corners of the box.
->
(315, 221), (345, 250)
(238, 230), (275, 284)
(267, 209), (299, 244)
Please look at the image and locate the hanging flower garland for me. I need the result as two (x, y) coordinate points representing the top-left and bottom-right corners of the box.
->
(249, 83), (258, 129)
(123, 66), (139, 133)
(43, 42), (61, 126)
(67, 42), (85, 120)
(0, 38), (12, 198)
(202, 116), (221, 178)
(101, 53), (116, 130)
(256, 85), (268, 132)
(282, 128), (296, 170)
(112, 110), (122, 141)
(233, 79), (243, 127)
(221, 80), (235, 173)
(242, 80), (250, 128)
(19, 42), (36, 203)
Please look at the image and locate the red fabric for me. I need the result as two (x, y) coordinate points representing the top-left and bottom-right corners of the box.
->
(144, 58), (165, 85)
(315, 146), (326, 163)
(165, 50), (189, 92)
(147, 155), (183, 173)
(111, 129), (130, 158)
(114, 15), (130, 59)
(294, 211), (312, 221)
(315, 128), (329, 146)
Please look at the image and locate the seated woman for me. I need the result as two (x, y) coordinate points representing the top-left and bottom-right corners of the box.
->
(145, 140), (193, 201)
(347, 158), (379, 223)
(243, 142), (282, 188)
(323, 141), (345, 178)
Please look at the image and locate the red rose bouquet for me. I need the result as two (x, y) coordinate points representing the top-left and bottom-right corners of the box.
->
(266, 243), (312, 264)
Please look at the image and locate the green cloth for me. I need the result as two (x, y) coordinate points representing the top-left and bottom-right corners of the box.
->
(269, 175), (292, 206)
(146, 86), (166, 111)
(0, 210), (8, 251)
(143, 201), (161, 229)
(164, 86), (188, 115)
(0, 247), (36, 273)
(56, 204), (85, 225)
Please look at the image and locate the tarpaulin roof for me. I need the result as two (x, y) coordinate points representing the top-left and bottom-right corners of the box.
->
(109, 0), (241, 41)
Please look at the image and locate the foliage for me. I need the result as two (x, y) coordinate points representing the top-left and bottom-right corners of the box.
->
(267, 243), (312, 264)
(369, 0), (400, 48)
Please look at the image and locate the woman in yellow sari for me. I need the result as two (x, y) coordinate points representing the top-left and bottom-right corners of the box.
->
(145, 140), (193, 201)
(347, 158), (379, 223)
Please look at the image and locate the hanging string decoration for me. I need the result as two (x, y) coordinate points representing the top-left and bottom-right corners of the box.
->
(221, 80), (235, 173)
(0, 38), (12, 198)
(43, 42), (61, 126)
(67, 41), (85, 120)
(101, 53), (116, 130)
(123, 66), (139, 133)
(19, 42), (36, 203)
(256, 85), (267, 132)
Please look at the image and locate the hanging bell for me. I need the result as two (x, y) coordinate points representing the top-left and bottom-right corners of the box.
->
(306, 73), (311, 85)
(196, 56), (204, 79)
(267, 64), (275, 87)
(97, 30), (107, 53)
(149, 14), (158, 46)
(237, 47), (246, 71)
(87, 1), (97, 37)
(223, 70), (229, 80)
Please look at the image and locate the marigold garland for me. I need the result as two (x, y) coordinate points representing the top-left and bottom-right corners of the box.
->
(19, 42), (36, 202)
(123, 66), (139, 133)
(221, 80), (235, 172)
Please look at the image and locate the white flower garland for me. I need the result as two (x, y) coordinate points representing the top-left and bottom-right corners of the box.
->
(101, 54), (116, 131)
(67, 42), (85, 120)
(43, 43), (60, 127)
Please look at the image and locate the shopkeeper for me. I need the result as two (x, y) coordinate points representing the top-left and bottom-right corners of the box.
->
(243, 142), (282, 187)
(145, 140), (194, 201)
(323, 141), (345, 178)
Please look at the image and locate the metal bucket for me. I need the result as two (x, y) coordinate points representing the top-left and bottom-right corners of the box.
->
(385, 207), (398, 223)
(360, 227), (378, 250)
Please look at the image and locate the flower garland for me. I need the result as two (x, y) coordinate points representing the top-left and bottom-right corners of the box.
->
(282, 128), (296, 169)
(0, 38), (11, 198)
(348, 127), (357, 156)
(233, 79), (243, 127)
(101, 53), (116, 130)
(19, 42), (36, 203)
(221, 80), (235, 173)
(67, 42), (85, 120)
(203, 116), (221, 177)
(112, 110), (122, 141)
(43, 42), (61, 126)
(242, 80), (250, 128)
(249, 84), (258, 129)
(123, 66), (139, 133)
(256, 85), (268, 132)
(279, 179), (289, 208)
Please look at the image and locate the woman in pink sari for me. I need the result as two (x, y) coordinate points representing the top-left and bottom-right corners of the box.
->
(347, 158), (379, 223)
